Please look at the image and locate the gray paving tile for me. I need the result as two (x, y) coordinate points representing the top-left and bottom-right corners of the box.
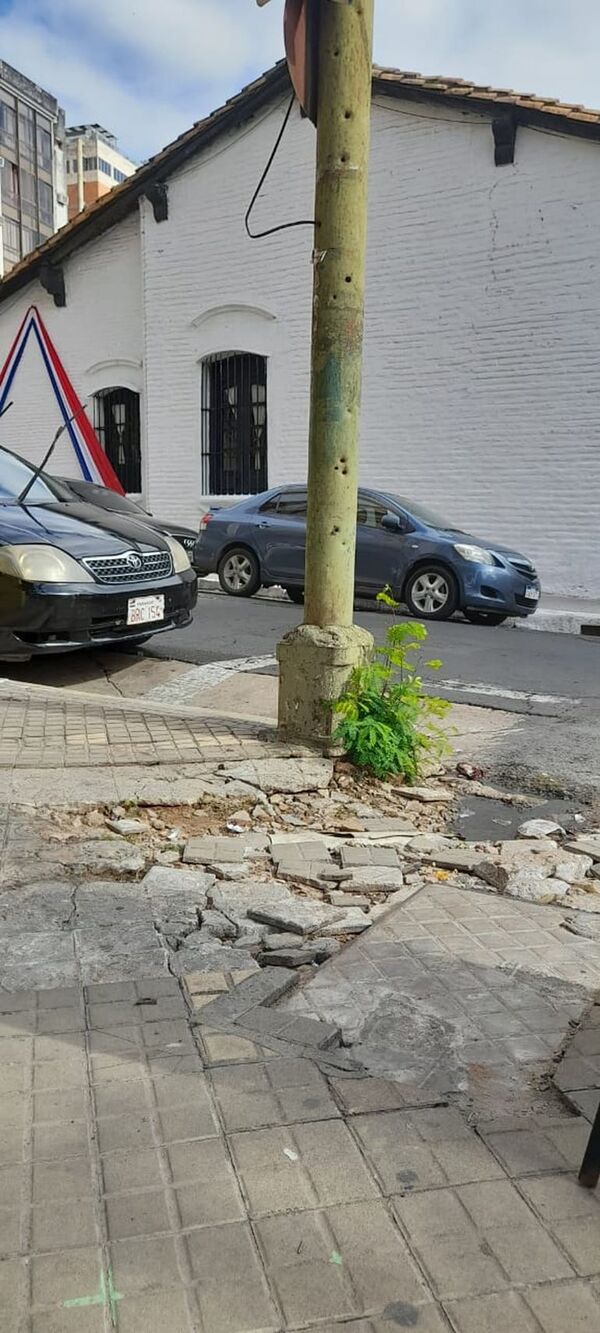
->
(524, 1280), (600, 1333)
(519, 1172), (600, 1223)
(0, 1206), (20, 1256)
(30, 1246), (101, 1307)
(393, 1178), (574, 1300)
(31, 1198), (97, 1252)
(0, 1256), (23, 1326)
(115, 1288), (196, 1332)
(443, 1290), (540, 1332)
(101, 1148), (164, 1195)
(185, 1221), (279, 1331)
(93, 1080), (150, 1119)
(0, 1163), (23, 1208)
(109, 1233), (182, 1292)
(485, 1121), (591, 1176)
(166, 1138), (244, 1225)
(105, 1188), (172, 1240)
(210, 1059), (340, 1132)
(32, 1306), (105, 1332)
(159, 1100), (219, 1143)
(552, 1217), (600, 1276)
(229, 1119), (379, 1216)
(352, 1109), (504, 1194)
(32, 1119), (89, 1160)
(97, 1113), (155, 1155)
(255, 1200), (433, 1324)
(32, 1154), (93, 1203)
(32, 1085), (87, 1123)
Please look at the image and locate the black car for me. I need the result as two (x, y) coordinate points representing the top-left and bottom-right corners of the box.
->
(55, 475), (201, 568)
(0, 448), (197, 660)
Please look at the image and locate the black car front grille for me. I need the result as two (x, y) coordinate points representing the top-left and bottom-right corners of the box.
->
(509, 558), (537, 579)
(82, 550), (173, 585)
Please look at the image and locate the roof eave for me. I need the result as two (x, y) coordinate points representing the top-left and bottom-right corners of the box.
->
(373, 75), (600, 143)
(0, 62), (290, 305)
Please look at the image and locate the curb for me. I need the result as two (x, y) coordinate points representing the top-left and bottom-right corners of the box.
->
(515, 609), (600, 638)
(196, 579), (600, 638)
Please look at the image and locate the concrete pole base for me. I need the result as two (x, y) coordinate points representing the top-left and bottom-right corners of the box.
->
(277, 622), (374, 746)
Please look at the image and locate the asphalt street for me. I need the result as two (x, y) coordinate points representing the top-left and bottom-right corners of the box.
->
(1, 587), (599, 796)
(147, 589), (600, 720)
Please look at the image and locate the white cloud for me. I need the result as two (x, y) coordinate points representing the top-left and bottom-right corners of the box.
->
(0, 0), (599, 161)
(0, 14), (191, 159)
(375, 1), (600, 108)
(41, 0), (283, 83)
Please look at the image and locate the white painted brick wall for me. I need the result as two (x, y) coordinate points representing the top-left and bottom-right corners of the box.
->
(1, 96), (599, 597)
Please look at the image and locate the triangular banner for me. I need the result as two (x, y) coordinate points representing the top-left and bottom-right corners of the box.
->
(0, 305), (125, 494)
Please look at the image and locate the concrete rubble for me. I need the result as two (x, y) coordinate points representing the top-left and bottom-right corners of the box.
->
(3, 757), (600, 990)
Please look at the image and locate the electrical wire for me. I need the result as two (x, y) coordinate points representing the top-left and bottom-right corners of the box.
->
(245, 93), (315, 239)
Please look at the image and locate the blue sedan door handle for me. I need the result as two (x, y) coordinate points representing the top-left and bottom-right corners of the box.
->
(258, 520), (271, 529)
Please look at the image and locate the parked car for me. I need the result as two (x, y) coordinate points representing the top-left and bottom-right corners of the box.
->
(54, 475), (201, 568)
(0, 447), (197, 660)
(195, 485), (541, 624)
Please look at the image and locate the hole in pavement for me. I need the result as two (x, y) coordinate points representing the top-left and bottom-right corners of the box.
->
(447, 794), (589, 842)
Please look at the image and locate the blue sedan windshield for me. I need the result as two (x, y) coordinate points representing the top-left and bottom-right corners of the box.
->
(388, 494), (459, 530)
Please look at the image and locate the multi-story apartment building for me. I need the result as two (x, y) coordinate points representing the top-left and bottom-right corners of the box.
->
(0, 60), (67, 275)
(65, 126), (136, 218)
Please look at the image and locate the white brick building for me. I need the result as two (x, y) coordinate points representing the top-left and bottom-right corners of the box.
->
(0, 63), (598, 598)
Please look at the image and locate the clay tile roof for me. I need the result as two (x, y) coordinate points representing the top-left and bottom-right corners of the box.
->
(1, 59), (599, 305)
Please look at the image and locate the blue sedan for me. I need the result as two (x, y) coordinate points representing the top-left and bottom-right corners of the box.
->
(195, 486), (541, 625)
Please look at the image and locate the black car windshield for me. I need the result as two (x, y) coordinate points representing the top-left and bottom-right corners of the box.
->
(0, 447), (72, 505)
(387, 494), (459, 531)
(59, 478), (147, 518)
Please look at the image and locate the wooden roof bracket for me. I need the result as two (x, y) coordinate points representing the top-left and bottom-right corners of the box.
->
(39, 261), (66, 307)
(492, 111), (518, 165)
(145, 181), (169, 222)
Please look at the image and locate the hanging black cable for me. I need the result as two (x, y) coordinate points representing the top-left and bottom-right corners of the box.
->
(244, 93), (316, 239)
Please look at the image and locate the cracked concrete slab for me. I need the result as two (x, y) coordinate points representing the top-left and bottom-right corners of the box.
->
(280, 881), (600, 1121)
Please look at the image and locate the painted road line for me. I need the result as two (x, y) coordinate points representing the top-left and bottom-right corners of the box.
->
(147, 660), (580, 711)
(427, 679), (581, 706)
(146, 655), (277, 704)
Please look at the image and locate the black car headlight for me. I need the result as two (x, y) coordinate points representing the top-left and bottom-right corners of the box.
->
(0, 544), (94, 583)
(164, 535), (191, 573)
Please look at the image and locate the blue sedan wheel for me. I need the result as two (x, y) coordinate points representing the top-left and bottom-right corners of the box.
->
(218, 547), (261, 597)
(405, 563), (459, 620)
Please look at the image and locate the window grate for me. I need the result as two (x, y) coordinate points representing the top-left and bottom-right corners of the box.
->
(93, 387), (141, 493)
(201, 352), (267, 496)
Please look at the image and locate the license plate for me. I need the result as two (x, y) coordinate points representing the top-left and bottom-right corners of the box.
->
(127, 594), (165, 626)
(525, 585), (540, 601)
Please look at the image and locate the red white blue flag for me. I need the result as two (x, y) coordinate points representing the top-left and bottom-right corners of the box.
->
(0, 305), (125, 493)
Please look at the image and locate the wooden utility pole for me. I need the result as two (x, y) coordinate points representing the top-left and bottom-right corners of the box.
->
(278, 0), (375, 740)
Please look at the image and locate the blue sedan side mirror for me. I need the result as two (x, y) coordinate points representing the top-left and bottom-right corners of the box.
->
(381, 513), (404, 533)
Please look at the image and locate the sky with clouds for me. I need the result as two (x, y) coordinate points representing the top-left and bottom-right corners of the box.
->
(0, 0), (597, 163)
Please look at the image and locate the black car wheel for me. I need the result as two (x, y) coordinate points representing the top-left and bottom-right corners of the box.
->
(218, 547), (261, 597)
(464, 610), (508, 627)
(404, 564), (459, 620)
(285, 586), (304, 605)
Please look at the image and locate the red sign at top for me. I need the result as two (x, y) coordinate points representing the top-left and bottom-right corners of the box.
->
(284, 0), (320, 125)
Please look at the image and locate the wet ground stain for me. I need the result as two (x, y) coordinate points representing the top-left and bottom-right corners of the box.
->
(448, 794), (590, 842)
